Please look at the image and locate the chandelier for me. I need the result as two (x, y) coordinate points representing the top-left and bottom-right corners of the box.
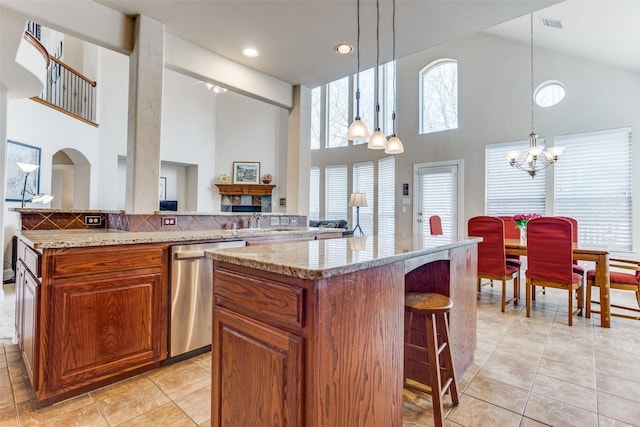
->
(506, 13), (564, 178)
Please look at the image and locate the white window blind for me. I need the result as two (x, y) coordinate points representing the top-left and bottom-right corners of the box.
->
(327, 77), (348, 148)
(325, 165), (348, 221)
(309, 167), (320, 220)
(554, 127), (632, 251)
(485, 140), (546, 216)
(418, 166), (456, 237)
(353, 162), (374, 234)
(378, 156), (395, 234)
(310, 87), (321, 150)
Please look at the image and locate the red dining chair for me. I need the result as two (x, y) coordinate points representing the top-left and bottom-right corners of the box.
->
(586, 258), (640, 320)
(468, 216), (520, 312)
(429, 215), (443, 235)
(526, 217), (584, 326)
(556, 216), (585, 277)
(498, 216), (522, 269)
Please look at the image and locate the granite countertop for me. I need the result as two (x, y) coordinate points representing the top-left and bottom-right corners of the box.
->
(206, 234), (481, 279)
(20, 227), (341, 249)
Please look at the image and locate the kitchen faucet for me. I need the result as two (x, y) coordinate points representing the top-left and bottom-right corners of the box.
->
(249, 212), (262, 229)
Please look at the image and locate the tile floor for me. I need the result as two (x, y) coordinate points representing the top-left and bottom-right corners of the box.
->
(1, 281), (639, 426)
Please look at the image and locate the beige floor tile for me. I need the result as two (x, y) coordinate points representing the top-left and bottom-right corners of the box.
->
(0, 405), (18, 427)
(519, 417), (551, 426)
(198, 420), (212, 427)
(537, 357), (595, 389)
(476, 358), (536, 391)
(531, 374), (596, 412)
(447, 394), (522, 427)
(92, 376), (170, 426)
(595, 354), (640, 384)
(596, 373), (640, 404)
(17, 396), (106, 427)
(147, 361), (210, 401)
(117, 402), (196, 427)
(598, 414), (637, 427)
(464, 375), (529, 414)
(542, 345), (595, 372)
(597, 391), (640, 426)
(524, 393), (597, 427)
(173, 384), (211, 425)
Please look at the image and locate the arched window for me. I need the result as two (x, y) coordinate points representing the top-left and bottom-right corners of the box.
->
(420, 59), (458, 134)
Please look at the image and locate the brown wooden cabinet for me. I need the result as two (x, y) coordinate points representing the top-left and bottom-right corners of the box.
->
(16, 238), (168, 401)
(213, 307), (303, 426)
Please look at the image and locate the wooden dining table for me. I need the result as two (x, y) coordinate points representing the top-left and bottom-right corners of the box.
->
(504, 238), (611, 328)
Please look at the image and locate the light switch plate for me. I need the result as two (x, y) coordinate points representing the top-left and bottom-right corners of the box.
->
(270, 217), (280, 226)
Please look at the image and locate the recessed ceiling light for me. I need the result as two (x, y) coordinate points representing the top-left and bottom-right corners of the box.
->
(335, 43), (353, 55)
(242, 48), (259, 58)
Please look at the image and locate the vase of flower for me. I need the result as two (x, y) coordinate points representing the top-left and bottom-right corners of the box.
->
(262, 174), (272, 184)
(512, 213), (542, 243)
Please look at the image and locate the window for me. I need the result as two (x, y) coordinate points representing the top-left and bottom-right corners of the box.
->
(324, 165), (348, 220)
(417, 164), (458, 237)
(534, 81), (565, 107)
(309, 167), (320, 220)
(310, 87), (321, 150)
(378, 156), (395, 234)
(420, 59), (458, 134)
(327, 77), (349, 148)
(353, 162), (374, 234)
(485, 140), (546, 215)
(554, 128), (632, 251)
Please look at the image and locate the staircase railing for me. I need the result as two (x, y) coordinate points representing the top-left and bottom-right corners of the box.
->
(26, 21), (98, 127)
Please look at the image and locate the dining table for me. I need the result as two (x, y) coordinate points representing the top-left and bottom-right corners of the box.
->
(504, 238), (611, 328)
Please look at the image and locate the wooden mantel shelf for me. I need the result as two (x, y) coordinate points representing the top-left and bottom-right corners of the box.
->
(215, 184), (276, 196)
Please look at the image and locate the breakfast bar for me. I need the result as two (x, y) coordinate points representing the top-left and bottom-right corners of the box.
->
(206, 235), (480, 426)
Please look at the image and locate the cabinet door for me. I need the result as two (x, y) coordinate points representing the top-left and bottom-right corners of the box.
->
(46, 273), (165, 395)
(14, 260), (25, 346)
(213, 307), (303, 427)
(22, 268), (39, 387)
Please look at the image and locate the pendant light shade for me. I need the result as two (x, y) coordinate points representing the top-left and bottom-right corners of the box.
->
(368, 129), (387, 149)
(385, 135), (404, 154)
(348, 118), (369, 140)
(347, 0), (369, 141)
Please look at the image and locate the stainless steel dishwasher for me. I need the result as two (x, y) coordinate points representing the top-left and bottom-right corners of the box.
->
(170, 240), (246, 357)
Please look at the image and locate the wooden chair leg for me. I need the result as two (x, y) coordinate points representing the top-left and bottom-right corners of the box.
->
(526, 279), (531, 318)
(585, 280), (592, 318)
(514, 274), (519, 306)
(501, 279), (506, 312)
(578, 285), (584, 316)
(477, 277), (481, 292)
(425, 312), (444, 426)
(567, 289), (573, 326)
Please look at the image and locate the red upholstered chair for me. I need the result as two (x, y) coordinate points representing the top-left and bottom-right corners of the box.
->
(429, 215), (443, 235)
(586, 259), (640, 320)
(498, 216), (522, 269)
(525, 217), (584, 326)
(468, 216), (520, 312)
(556, 216), (585, 277)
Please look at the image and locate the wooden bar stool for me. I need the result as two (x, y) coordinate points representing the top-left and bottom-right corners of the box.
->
(404, 292), (459, 427)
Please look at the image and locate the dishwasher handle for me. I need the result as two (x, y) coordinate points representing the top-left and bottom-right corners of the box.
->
(174, 250), (207, 260)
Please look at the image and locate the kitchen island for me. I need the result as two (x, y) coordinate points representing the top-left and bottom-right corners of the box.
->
(206, 234), (480, 427)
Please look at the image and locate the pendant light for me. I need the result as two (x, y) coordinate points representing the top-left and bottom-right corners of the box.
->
(385, 0), (404, 154)
(347, 0), (370, 141)
(367, 0), (387, 149)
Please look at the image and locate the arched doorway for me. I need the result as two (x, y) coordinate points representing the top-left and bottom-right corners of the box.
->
(51, 149), (90, 209)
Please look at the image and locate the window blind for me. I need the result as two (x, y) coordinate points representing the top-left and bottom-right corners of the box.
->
(418, 166), (456, 237)
(485, 140), (546, 216)
(309, 167), (320, 220)
(325, 165), (348, 221)
(554, 127), (632, 251)
(378, 156), (395, 234)
(353, 161), (374, 234)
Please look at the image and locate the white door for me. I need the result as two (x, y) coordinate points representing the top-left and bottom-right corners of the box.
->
(414, 162), (461, 237)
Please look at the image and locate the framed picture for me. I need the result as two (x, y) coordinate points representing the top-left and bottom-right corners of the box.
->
(159, 177), (167, 200)
(6, 140), (41, 202)
(233, 161), (260, 184)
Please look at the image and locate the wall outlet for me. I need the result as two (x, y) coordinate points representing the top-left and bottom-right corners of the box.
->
(84, 215), (102, 226)
(161, 216), (177, 227)
(290, 217), (298, 225)
(270, 217), (280, 226)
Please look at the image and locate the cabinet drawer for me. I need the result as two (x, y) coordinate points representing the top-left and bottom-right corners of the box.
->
(19, 240), (42, 278)
(50, 247), (164, 279)
(215, 269), (304, 329)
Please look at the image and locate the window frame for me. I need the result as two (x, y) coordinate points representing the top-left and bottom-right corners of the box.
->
(419, 58), (459, 135)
